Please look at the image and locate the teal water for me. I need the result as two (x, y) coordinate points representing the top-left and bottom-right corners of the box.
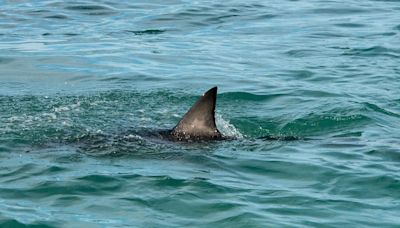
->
(1, 1), (400, 227)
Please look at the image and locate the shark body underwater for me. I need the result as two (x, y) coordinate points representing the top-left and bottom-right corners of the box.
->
(23, 87), (302, 154)
(64, 86), (300, 154)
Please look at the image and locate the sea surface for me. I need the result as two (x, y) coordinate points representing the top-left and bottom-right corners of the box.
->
(1, 0), (400, 227)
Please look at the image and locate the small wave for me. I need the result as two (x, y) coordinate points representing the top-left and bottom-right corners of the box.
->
(125, 29), (165, 36)
(65, 5), (112, 11)
(221, 92), (285, 102)
(281, 113), (370, 136)
(0, 57), (14, 64)
(0, 219), (56, 228)
(44, 14), (69, 20)
(343, 46), (400, 58)
(334, 23), (366, 28)
(64, 4), (115, 16)
(364, 102), (400, 118)
(285, 49), (320, 58)
(311, 7), (368, 15)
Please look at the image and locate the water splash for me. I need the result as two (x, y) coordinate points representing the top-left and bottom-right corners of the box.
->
(216, 113), (243, 138)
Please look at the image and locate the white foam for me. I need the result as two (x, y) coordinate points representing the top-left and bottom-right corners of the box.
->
(124, 134), (143, 140)
(62, 121), (72, 126)
(216, 113), (243, 138)
(42, 113), (57, 120)
(54, 102), (81, 113)
(8, 116), (23, 122)
(54, 106), (70, 112)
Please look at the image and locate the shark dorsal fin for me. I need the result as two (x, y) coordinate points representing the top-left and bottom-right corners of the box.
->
(171, 87), (222, 140)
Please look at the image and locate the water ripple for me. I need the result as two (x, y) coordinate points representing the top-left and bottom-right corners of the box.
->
(344, 46), (400, 58)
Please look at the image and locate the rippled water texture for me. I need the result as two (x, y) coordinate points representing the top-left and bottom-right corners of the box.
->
(1, 0), (400, 227)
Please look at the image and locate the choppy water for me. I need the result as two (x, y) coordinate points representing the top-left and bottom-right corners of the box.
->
(1, 0), (400, 227)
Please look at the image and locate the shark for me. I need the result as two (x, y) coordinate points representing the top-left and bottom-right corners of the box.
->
(57, 86), (302, 155)
(23, 86), (302, 155)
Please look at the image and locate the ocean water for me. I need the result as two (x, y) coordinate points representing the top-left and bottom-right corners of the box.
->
(1, 0), (400, 227)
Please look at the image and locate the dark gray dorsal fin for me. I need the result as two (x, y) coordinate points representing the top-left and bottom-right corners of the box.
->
(171, 87), (222, 140)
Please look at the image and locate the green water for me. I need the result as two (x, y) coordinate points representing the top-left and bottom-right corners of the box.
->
(1, 0), (400, 227)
